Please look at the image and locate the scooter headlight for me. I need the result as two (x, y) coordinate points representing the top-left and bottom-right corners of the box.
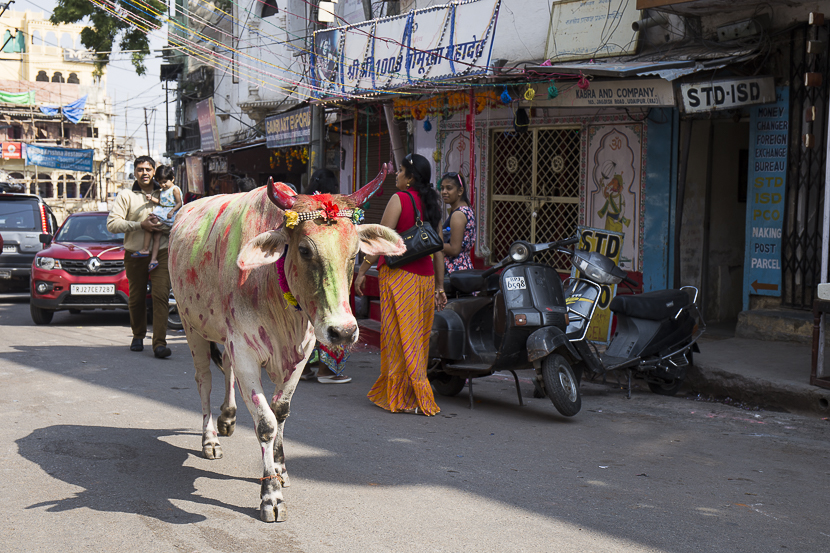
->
(509, 242), (532, 263)
(576, 257), (605, 282)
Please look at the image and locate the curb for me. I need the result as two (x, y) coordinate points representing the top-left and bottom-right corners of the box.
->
(685, 361), (830, 416)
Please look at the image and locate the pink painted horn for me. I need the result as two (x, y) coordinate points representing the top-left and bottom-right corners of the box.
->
(266, 177), (297, 210)
(346, 162), (390, 207)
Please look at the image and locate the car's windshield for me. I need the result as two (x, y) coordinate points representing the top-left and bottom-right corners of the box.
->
(56, 215), (124, 243)
(0, 199), (38, 230)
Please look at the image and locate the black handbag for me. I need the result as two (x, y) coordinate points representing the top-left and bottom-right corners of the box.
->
(385, 191), (443, 269)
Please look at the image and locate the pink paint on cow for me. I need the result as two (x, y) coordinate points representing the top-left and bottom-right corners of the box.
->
(258, 326), (273, 351)
(251, 390), (260, 406)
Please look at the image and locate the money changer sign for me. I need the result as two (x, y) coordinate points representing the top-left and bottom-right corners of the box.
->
(572, 226), (625, 344)
(743, 87), (788, 309)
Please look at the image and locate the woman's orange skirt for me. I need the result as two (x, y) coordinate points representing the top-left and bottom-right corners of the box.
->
(367, 264), (440, 416)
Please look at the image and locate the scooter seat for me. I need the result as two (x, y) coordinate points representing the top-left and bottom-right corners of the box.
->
(609, 289), (690, 321)
(447, 270), (495, 295)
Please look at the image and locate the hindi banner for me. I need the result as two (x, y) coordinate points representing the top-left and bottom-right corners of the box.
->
(312, 0), (501, 97)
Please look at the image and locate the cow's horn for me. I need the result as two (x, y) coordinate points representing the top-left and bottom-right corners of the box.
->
(267, 177), (297, 209)
(346, 162), (390, 207)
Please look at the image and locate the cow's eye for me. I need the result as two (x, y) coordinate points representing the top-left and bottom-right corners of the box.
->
(298, 245), (312, 259)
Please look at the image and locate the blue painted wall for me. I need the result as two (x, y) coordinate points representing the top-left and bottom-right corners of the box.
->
(641, 108), (677, 292)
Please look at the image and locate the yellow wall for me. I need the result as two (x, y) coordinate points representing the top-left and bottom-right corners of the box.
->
(0, 11), (107, 88)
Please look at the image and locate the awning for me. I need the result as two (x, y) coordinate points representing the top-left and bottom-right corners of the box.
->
(528, 49), (760, 81)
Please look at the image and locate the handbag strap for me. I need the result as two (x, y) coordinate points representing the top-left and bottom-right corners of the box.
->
(404, 191), (423, 225)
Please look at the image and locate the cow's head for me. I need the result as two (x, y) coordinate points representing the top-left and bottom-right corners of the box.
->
(236, 163), (405, 346)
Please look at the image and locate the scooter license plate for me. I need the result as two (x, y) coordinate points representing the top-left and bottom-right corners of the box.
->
(505, 276), (527, 290)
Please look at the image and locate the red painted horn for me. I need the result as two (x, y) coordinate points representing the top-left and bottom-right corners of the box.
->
(346, 162), (390, 207)
(266, 177), (297, 210)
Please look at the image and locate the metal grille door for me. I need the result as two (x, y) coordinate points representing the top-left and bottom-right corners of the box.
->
(489, 127), (581, 270)
(782, 24), (830, 308)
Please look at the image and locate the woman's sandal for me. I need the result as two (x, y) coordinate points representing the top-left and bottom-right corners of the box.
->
(148, 261), (159, 272)
(317, 374), (352, 384)
(132, 251), (149, 258)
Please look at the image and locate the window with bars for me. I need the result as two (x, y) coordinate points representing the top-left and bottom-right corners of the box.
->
(489, 127), (581, 271)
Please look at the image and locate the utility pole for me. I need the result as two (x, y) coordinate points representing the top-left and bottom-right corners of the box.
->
(143, 107), (151, 155)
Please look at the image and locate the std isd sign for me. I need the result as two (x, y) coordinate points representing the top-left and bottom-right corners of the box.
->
(265, 108), (312, 149)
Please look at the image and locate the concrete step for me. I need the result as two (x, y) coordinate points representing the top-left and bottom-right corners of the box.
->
(735, 308), (813, 344)
(357, 318), (381, 348)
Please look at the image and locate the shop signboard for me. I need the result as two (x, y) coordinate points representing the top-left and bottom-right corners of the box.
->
(24, 143), (93, 172)
(265, 108), (312, 149)
(743, 87), (788, 309)
(526, 79), (674, 108)
(2, 142), (22, 159)
(196, 98), (221, 152)
(544, 0), (641, 62)
(680, 76), (775, 113)
(186, 156), (205, 195)
(573, 226), (624, 344)
(312, 0), (501, 97)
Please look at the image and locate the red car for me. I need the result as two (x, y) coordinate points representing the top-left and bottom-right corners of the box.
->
(30, 211), (130, 324)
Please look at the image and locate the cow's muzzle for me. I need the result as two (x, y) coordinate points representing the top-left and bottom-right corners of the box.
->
(326, 320), (358, 346)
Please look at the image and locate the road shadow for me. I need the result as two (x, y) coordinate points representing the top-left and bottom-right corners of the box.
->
(16, 425), (251, 523)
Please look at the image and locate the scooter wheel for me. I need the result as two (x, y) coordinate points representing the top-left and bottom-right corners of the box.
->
(542, 354), (582, 417)
(430, 373), (467, 397)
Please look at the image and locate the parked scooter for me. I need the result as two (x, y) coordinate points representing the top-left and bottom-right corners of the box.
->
(543, 243), (705, 397)
(428, 237), (584, 417)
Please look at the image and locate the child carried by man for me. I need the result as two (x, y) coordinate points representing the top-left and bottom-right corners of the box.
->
(131, 165), (182, 272)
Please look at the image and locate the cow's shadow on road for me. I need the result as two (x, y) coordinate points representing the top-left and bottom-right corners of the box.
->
(16, 425), (249, 523)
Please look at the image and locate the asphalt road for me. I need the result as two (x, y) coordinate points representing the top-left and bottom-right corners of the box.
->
(1, 295), (829, 553)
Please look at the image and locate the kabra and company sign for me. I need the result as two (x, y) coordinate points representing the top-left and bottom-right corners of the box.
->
(680, 76), (776, 113)
(265, 108), (312, 149)
(743, 87), (789, 309)
(527, 79), (674, 108)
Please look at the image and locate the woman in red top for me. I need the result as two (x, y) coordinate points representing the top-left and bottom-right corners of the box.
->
(354, 154), (446, 415)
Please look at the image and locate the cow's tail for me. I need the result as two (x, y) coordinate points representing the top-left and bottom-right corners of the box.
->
(209, 342), (224, 369)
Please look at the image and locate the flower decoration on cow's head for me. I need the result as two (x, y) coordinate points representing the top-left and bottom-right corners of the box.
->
(322, 201), (340, 221)
(266, 162), (392, 228)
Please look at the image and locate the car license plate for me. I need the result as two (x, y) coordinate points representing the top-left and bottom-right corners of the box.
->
(2, 245), (15, 253)
(70, 284), (115, 295)
(0, 269), (10, 279)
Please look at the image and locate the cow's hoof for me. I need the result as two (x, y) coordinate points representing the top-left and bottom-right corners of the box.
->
(217, 415), (236, 437)
(260, 501), (287, 522)
(202, 442), (223, 460)
(280, 472), (290, 488)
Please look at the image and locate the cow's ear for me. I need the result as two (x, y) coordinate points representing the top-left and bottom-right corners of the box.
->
(356, 224), (407, 256)
(237, 230), (287, 270)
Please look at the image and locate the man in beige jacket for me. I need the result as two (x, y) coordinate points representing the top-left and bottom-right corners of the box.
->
(106, 155), (172, 358)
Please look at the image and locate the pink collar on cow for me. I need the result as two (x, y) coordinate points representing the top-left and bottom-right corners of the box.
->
(284, 202), (364, 229)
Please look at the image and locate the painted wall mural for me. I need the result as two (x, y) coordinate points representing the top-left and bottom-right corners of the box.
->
(586, 124), (645, 271)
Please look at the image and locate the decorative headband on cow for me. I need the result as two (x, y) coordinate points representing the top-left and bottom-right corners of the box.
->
(266, 162), (391, 228)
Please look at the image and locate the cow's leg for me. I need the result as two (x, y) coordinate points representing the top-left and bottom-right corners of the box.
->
(216, 345), (237, 437)
(234, 350), (286, 522)
(265, 340), (313, 489)
(187, 333), (223, 459)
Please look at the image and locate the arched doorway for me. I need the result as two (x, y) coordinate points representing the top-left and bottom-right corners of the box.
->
(80, 175), (93, 199)
(37, 173), (52, 198)
(62, 175), (77, 198)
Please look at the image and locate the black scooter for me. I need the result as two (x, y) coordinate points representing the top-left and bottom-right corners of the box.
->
(551, 243), (705, 397)
(428, 238), (584, 417)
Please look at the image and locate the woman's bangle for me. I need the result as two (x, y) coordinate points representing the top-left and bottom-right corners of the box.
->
(435, 289), (446, 295)
(361, 259), (372, 267)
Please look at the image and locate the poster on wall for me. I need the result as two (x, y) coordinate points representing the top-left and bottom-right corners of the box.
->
(573, 226), (625, 344)
(585, 124), (644, 271)
(743, 87), (788, 309)
(185, 156), (204, 195)
(544, 0), (641, 62)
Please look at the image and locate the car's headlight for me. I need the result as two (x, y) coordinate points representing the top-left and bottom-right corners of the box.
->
(35, 257), (62, 270)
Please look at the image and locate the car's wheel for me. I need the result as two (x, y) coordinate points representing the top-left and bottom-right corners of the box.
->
(168, 305), (183, 330)
(429, 372), (467, 397)
(30, 304), (54, 325)
(542, 353), (582, 417)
